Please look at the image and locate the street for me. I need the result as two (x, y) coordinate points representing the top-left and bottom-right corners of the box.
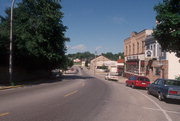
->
(0, 68), (180, 121)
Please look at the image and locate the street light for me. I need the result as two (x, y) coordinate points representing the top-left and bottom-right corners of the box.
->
(9, 0), (15, 85)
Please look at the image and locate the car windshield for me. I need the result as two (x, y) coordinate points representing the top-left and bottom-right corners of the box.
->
(139, 77), (150, 82)
(164, 80), (180, 86)
(129, 76), (137, 80)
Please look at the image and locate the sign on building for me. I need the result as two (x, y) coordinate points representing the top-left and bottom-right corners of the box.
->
(145, 50), (153, 58)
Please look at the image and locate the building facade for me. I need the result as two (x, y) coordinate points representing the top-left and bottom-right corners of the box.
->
(117, 59), (124, 76)
(90, 55), (119, 73)
(145, 35), (180, 81)
(90, 55), (111, 72)
(124, 29), (153, 78)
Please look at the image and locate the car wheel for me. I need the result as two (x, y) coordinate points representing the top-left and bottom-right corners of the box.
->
(158, 92), (164, 101)
(126, 83), (128, 86)
(132, 84), (135, 89)
(147, 89), (151, 95)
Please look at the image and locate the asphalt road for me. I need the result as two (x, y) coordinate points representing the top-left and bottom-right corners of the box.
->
(0, 67), (180, 121)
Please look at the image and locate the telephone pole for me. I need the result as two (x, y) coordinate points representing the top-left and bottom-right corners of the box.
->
(9, 0), (15, 85)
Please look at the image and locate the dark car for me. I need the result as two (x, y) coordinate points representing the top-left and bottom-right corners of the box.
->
(147, 79), (180, 101)
(126, 75), (150, 89)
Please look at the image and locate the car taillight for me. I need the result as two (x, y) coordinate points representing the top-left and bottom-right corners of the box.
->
(169, 90), (178, 95)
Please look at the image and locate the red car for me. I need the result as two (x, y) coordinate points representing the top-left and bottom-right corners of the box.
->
(126, 76), (150, 88)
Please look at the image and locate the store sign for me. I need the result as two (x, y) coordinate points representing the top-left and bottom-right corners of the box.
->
(127, 55), (138, 60)
(145, 50), (153, 58)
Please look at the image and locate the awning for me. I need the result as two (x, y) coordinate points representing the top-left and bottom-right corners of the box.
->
(126, 61), (138, 65)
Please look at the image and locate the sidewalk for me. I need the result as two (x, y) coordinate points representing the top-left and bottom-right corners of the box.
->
(0, 85), (23, 90)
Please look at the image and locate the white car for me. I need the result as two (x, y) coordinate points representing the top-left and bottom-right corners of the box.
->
(105, 72), (119, 81)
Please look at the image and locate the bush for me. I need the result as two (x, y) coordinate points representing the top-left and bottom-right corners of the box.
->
(175, 75), (180, 80)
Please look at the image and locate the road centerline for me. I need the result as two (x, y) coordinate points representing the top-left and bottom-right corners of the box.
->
(64, 90), (78, 98)
(0, 112), (10, 117)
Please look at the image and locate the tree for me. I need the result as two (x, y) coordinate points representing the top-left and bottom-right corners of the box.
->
(0, 0), (69, 70)
(67, 51), (95, 61)
(176, 75), (180, 80)
(153, 0), (180, 57)
(102, 52), (124, 61)
(61, 56), (73, 70)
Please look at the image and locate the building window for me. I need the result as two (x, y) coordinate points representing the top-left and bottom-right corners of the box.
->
(142, 41), (144, 53)
(153, 44), (156, 57)
(129, 45), (131, 55)
(155, 67), (161, 76)
(137, 42), (139, 54)
(126, 46), (128, 55)
(133, 44), (135, 55)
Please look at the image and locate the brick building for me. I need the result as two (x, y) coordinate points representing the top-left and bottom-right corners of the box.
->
(124, 29), (153, 78)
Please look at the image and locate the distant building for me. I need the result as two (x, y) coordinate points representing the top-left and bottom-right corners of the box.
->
(73, 58), (81, 63)
(145, 35), (180, 81)
(90, 55), (117, 73)
(124, 29), (153, 78)
(81, 61), (86, 67)
(117, 59), (124, 76)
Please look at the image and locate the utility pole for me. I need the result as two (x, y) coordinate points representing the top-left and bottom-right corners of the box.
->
(9, 0), (15, 86)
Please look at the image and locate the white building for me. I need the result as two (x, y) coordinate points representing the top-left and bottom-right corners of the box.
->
(90, 55), (118, 73)
(145, 35), (180, 81)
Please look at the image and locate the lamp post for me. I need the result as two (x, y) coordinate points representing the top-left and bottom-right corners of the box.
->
(9, 0), (15, 86)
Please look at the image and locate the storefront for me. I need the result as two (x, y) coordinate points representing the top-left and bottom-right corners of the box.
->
(124, 58), (145, 78)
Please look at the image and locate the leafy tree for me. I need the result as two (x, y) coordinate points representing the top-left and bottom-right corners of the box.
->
(153, 0), (180, 57)
(61, 56), (73, 70)
(68, 51), (95, 61)
(102, 52), (124, 61)
(176, 75), (180, 80)
(67, 52), (124, 62)
(85, 60), (89, 67)
(0, 0), (69, 70)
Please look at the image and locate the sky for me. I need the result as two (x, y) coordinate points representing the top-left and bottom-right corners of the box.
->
(0, 0), (162, 54)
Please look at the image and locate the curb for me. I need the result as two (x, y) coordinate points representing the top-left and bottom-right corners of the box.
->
(0, 85), (24, 90)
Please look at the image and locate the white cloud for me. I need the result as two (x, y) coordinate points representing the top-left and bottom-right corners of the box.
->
(70, 44), (87, 51)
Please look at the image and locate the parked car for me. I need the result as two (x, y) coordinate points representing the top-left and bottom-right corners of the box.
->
(147, 79), (180, 101)
(51, 69), (62, 78)
(126, 76), (150, 89)
(105, 72), (119, 81)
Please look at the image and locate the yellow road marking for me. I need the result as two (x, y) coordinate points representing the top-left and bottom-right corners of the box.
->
(64, 90), (78, 97)
(0, 112), (9, 117)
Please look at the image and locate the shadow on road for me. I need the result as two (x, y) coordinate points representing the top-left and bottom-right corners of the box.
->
(165, 99), (180, 105)
(0, 74), (94, 87)
(62, 75), (94, 80)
